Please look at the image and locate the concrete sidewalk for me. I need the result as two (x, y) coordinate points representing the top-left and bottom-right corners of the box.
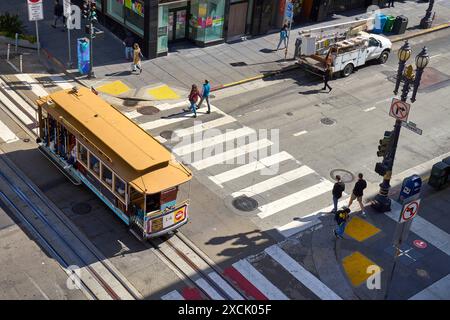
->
(2, 0), (450, 101)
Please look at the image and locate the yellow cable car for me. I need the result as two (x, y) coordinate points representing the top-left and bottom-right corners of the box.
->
(36, 86), (192, 238)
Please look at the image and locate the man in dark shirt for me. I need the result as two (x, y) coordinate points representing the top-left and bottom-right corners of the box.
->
(348, 173), (367, 215)
(332, 175), (345, 212)
(123, 33), (134, 60)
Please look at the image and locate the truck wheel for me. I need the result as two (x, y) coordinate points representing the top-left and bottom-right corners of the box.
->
(341, 64), (354, 77)
(378, 50), (389, 64)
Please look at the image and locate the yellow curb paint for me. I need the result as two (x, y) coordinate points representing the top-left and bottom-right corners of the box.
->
(391, 22), (450, 42)
(345, 216), (381, 242)
(148, 85), (180, 100)
(342, 251), (382, 287)
(96, 80), (131, 96)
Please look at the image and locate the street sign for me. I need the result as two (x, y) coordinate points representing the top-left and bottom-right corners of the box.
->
(63, 0), (72, 17)
(413, 239), (427, 249)
(27, 0), (43, 21)
(389, 98), (410, 122)
(284, 1), (294, 20)
(400, 199), (421, 223)
(401, 121), (423, 135)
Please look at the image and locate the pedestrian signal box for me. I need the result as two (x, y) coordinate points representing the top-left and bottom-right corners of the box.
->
(377, 130), (393, 157)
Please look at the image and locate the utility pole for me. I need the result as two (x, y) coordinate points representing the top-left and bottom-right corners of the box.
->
(82, 0), (97, 78)
(372, 41), (430, 213)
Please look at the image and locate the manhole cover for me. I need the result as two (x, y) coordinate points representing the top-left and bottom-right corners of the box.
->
(330, 169), (355, 183)
(123, 99), (138, 107)
(232, 196), (258, 212)
(137, 106), (159, 115)
(72, 203), (92, 215)
(321, 117), (335, 125)
(286, 112), (293, 116)
(160, 130), (174, 140)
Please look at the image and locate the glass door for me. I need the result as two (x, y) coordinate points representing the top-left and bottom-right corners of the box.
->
(168, 12), (174, 41)
(168, 8), (188, 42)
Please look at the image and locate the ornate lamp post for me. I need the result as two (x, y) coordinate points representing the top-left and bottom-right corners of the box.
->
(420, 0), (435, 29)
(372, 42), (430, 212)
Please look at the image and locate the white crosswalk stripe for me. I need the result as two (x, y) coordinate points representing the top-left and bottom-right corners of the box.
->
(47, 75), (74, 90)
(0, 120), (19, 143)
(0, 91), (34, 125)
(161, 290), (185, 300)
(15, 74), (49, 98)
(233, 259), (289, 300)
(173, 115), (236, 138)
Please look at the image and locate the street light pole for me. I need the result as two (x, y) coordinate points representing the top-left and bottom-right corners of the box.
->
(420, 0), (435, 29)
(372, 42), (429, 213)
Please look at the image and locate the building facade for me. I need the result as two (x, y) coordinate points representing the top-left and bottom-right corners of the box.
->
(77, 0), (383, 59)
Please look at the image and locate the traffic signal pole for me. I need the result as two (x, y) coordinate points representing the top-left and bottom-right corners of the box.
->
(88, 18), (95, 78)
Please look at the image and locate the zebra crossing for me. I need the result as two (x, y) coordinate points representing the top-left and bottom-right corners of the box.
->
(161, 235), (342, 300)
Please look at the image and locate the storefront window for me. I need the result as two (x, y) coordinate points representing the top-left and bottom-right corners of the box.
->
(190, 0), (224, 43)
(107, 0), (124, 22)
(124, 0), (145, 35)
(157, 5), (169, 53)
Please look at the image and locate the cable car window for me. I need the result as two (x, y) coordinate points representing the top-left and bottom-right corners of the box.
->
(89, 153), (100, 176)
(78, 144), (88, 165)
(114, 175), (126, 199)
(101, 164), (113, 187)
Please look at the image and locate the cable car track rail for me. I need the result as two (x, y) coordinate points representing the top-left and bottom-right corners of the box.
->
(0, 154), (141, 300)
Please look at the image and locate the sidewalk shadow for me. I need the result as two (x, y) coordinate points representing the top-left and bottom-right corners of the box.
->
(260, 48), (277, 54)
(299, 89), (322, 95)
(105, 71), (133, 77)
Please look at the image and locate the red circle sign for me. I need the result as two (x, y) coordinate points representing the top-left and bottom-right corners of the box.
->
(401, 201), (419, 221)
(413, 240), (427, 249)
(29, 0), (41, 3)
(175, 210), (184, 220)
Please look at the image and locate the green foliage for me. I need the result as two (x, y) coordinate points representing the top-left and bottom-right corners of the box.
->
(0, 12), (26, 37)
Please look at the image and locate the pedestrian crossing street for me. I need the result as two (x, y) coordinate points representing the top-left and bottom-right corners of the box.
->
(161, 235), (342, 300)
(0, 72), (341, 237)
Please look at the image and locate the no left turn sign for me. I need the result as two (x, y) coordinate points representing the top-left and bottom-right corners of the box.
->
(400, 199), (421, 223)
(389, 98), (410, 122)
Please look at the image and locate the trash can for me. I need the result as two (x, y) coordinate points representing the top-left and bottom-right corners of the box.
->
(384, 15), (396, 33)
(428, 161), (449, 190)
(392, 15), (408, 35)
(373, 14), (387, 34)
(294, 37), (302, 59)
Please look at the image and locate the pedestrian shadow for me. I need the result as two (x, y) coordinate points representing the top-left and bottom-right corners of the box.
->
(260, 48), (277, 53)
(205, 229), (271, 257)
(105, 71), (133, 77)
(299, 89), (322, 95)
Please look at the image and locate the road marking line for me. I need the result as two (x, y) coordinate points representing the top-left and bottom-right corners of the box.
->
(191, 139), (273, 171)
(154, 136), (167, 143)
(231, 166), (315, 198)
(409, 274), (450, 300)
(15, 74), (49, 98)
(48, 75), (74, 90)
(0, 120), (19, 143)
(257, 180), (334, 219)
(223, 266), (267, 300)
(293, 130), (308, 136)
(232, 260), (289, 300)
(182, 287), (205, 300)
(173, 127), (255, 156)
(161, 290), (185, 300)
(209, 151), (294, 185)
(364, 107), (376, 112)
(276, 198), (349, 238)
(386, 200), (450, 256)
(195, 278), (225, 300)
(0, 91), (34, 125)
(265, 245), (342, 300)
(173, 115), (236, 138)
(0, 79), (38, 117)
(123, 110), (142, 119)
(155, 101), (188, 111)
(207, 272), (244, 300)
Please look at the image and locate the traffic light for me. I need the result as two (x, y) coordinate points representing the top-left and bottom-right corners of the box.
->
(377, 130), (393, 157)
(90, 2), (98, 22)
(82, 1), (89, 19)
(375, 162), (388, 176)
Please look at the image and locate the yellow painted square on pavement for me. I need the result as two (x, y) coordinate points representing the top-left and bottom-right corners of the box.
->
(345, 216), (381, 242)
(342, 251), (382, 287)
(148, 85), (180, 100)
(96, 80), (130, 96)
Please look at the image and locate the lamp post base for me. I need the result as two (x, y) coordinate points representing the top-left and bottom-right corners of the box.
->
(372, 194), (392, 212)
(420, 17), (433, 29)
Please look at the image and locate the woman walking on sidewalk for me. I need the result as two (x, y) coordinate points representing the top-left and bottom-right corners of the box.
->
(276, 24), (288, 51)
(132, 43), (143, 74)
(188, 84), (201, 118)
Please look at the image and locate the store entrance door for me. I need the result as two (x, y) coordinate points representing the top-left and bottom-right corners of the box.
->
(168, 8), (188, 42)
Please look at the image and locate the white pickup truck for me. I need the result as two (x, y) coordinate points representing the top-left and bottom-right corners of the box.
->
(298, 32), (392, 77)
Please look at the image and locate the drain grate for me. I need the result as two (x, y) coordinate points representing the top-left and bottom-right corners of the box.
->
(160, 130), (174, 140)
(232, 196), (258, 212)
(321, 117), (336, 125)
(72, 202), (92, 215)
(330, 169), (355, 184)
(137, 106), (159, 115)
